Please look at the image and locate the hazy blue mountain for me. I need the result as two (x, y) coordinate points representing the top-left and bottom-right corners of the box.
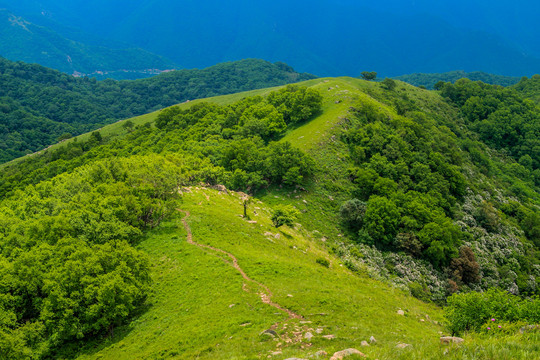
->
(0, 8), (177, 78)
(0, 1), (539, 77)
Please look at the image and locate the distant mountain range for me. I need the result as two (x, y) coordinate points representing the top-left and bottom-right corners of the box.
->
(0, 1), (538, 79)
(0, 8), (177, 78)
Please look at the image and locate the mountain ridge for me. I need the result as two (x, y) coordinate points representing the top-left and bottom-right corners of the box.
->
(394, 71), (521, 89)
(1, 75), (539, 359)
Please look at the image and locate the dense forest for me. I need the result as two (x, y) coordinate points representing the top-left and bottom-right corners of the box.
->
(514, 74), (540, 104)
(0, 57), (315, 163)
(436, 78), (540, 177)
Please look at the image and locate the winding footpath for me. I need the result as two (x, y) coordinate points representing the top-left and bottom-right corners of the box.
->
(178, 209), (302, 321)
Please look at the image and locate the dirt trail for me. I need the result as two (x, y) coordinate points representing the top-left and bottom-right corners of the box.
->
(178, 209), (302, 320)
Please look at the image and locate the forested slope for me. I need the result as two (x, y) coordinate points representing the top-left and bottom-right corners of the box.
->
(514, 74), (540, 104)
(0, 58), (315, 163)
(394, 71), (520, 89)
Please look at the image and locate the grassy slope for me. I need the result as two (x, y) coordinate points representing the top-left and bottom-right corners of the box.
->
(266, 77), (458, 247)
(16, 77), (537, 359)
(70, 188), (444, 360)
(70, 188), (540, 360)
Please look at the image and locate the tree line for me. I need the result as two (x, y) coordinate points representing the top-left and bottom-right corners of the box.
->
(0, 57), (316, 163)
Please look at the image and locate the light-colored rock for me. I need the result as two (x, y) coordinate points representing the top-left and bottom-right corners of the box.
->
(520, 325), (540, 333)
(304, 332), (313, 341)
(396, 343), (411, 349)
(316, 328), (324, 334)
(261, 329), (278, 338)
(300, 321), (312, 324)
(287, 294), (294, 297)
(330, 348), (366, 359)
(247, 220), (257, 224)
(322, 334), (336, 339)
(397, 310), (405, 316)
(314, 350), (328, 357)
(369, 336), (377, 344)
(229, 304), (235, 308)
(440, 336), (464, 344)
(360, 341), (369, 346)
(274, 233), (281, 239)
(211, 184), (228, 193)
(272, 351), (283, 356)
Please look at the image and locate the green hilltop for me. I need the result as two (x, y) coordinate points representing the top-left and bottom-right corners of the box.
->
(1, 75), (540, 359)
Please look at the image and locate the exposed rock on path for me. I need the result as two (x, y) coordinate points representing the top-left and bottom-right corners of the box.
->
(440, 336), (464, 344)
(330, 348), (366, 359)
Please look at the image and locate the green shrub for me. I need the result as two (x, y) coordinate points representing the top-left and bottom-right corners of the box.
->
(408, 281), (432, 302)
(316, 258), (330, 268)
(445, 289), (540, 335)
(339, 198), (366, 230)
(270, 205), (300, 228)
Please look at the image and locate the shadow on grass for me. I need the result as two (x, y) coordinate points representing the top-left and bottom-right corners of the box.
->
(51, 220), (184, 359)
(50, 302), (153, 360)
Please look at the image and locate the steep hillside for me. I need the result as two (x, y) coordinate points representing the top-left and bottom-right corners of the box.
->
(0, 9), (176, 77)
(0, 58), (315, 163)
(1, 77), (539, 359)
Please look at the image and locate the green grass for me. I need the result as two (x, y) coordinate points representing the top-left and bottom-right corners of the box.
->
(68, 188), (445, 360)
(373, 332), (540, 360)
(67, 188), (539, 359)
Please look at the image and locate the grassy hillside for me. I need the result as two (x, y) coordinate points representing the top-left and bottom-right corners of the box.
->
(61, 188), (538, 360)
(64, 188), (445, 359)
(1, 77), (539, 359)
